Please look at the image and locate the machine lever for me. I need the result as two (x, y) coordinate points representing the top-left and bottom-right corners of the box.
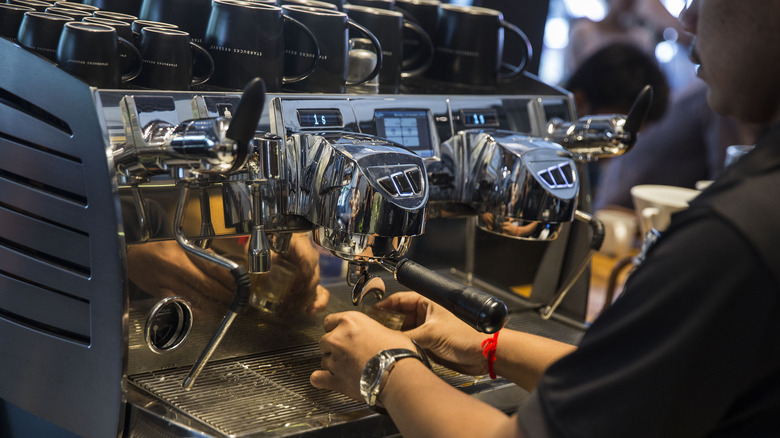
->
(226, 78), (266, 156)
(393, 259), (507, 333)
(623, 84), (654, 135)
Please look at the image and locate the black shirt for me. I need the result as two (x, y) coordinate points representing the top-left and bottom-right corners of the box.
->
(517, 124), (780, 437)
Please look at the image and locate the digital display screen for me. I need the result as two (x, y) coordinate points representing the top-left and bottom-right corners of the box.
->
(297, 109), (343, 128)
(461, 109), (500, 128)
(374, 109), (434, 157)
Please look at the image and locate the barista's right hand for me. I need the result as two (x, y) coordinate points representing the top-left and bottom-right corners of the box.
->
(377, 292), (488, 376)
(126, 240), (235, 305)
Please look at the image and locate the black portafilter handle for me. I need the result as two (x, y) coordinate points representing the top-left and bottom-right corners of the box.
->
(225, 77), (266, 173)
(394, 259), (508, 334)
(623, 84), (654, 135)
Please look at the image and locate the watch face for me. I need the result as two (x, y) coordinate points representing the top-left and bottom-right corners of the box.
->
(360, 354), (384, 404)
(359, 349), (419, 407)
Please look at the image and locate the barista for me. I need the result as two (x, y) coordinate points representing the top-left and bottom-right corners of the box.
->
(311, 1), (780, 436)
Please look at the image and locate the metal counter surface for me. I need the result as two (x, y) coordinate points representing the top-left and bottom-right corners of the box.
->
(126, 271), (584, 437)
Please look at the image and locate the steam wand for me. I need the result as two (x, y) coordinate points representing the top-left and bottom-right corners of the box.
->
(176, 78), (266, 390)
(539, 210), (605, 320)
(176, 180), (251, 391)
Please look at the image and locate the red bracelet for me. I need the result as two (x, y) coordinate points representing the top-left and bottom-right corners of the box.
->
(481, 331), (500, 379)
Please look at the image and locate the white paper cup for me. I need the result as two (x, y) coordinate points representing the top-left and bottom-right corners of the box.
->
(630, 184), (700, 235)
(595, 208), (639, 258)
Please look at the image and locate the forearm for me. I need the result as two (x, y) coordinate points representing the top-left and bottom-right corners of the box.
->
(491, 329), (576, 391)
(381, 360), (524, 438)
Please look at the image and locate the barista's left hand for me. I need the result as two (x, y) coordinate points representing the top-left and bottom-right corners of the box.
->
(310, 311), (416, 402)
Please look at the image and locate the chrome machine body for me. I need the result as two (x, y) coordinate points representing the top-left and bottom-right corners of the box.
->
(0, 37), (595, 437)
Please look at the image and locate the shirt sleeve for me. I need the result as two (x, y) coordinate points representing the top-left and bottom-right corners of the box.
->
(516, 211), (777, 437)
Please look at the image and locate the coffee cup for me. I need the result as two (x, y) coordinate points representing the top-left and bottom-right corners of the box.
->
(361, 290), (405, 330)
(312, 0), (343, 11)
(56, 21), (142, 88)
(17, 11), (73, 60)
(53, 1), (100, 12)
(83, 16), (136, 72)
(83, 0), (141, 16)
(0, 4), (35, 41)
(134, 26), (214, 90)
(83, 16), (133, 41)
(92, 10), (138, 23)
(344, 4), (431, 93)
(426, 4), (531, 86)
(204, 0), (319, 92)
(248, 256), (315, 316)
(129, 18), (176, 46)
(278, 0), (339, 11)
(138, 0), (210, 43)
(347, 0), (394, 9)
(395, 0), (439, 70)
(282, 4), (381, 93)
(395, 0), (437, 34)
(595, 208), (639, 258)
(630, 184), (700, 236)
(7, 0), (53, 13)
(45, 6), (91, 19)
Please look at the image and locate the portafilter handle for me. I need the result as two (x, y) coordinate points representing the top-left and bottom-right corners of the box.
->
(388, 259), (507, 334)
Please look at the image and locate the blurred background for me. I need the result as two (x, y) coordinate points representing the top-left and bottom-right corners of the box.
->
(457, 0), (696, 95)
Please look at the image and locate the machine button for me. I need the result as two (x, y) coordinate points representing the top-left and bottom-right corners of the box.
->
(378, 176), (398, 195)
(538, 169), (555, 187)
(392, 172), (414, 195)
(558, 163), (575, 187)
(405, 168), (422, 193)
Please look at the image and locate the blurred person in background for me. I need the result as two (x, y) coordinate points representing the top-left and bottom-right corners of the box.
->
(594, 78), (762, 211)
(564, 41), (670, 198)
(565, 0), (691, 77)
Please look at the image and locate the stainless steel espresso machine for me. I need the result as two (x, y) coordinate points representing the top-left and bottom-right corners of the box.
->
(0, 35), (648, 437)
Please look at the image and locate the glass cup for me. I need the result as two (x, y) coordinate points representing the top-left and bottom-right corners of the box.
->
(360, 288), (406, 330)
(249, 256), (309, 315)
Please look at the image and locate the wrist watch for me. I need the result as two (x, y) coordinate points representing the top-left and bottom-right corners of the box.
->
(359, 348), (426, 410)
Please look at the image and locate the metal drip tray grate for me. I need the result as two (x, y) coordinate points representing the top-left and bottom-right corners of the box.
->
(130, 345), (486, 437)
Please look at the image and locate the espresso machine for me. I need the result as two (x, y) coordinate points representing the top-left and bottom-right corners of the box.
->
(0, 31), (651, 437)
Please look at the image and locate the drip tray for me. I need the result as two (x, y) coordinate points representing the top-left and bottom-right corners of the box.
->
(129, 345), (490, 437)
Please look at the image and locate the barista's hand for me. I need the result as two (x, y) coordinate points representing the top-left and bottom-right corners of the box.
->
(310, 311), (416, 401)
(126, 240), (235, 305)
(377, 292), (487, 376)
(272, 233), (330, 315)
